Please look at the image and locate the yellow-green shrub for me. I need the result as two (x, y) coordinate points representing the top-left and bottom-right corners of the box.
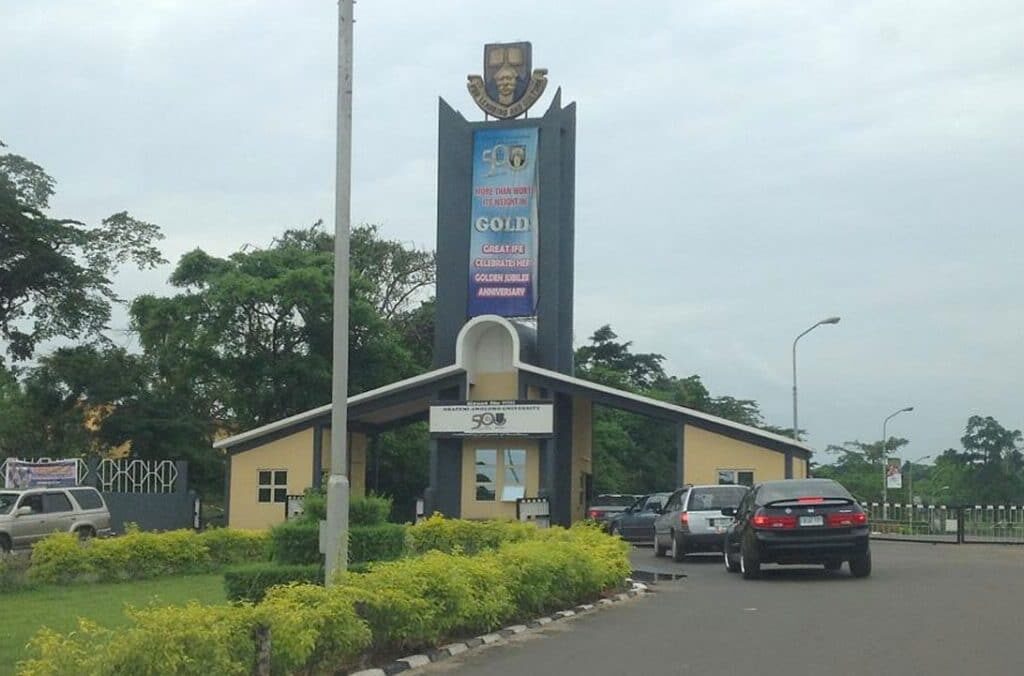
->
(19, 518), (632, 674)
(258, 584), (372, 673)
(406, 514), (535, 555)
(28, 527), (271, 584)
(19, 604), (258, 676)
(196, 528), (270, 564)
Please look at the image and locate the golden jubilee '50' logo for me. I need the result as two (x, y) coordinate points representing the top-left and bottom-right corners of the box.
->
(467, 42), (548, 119)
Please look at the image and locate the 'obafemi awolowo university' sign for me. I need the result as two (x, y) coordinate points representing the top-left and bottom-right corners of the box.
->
(429, 401), (554, 437)
(467, 42), (548, 120)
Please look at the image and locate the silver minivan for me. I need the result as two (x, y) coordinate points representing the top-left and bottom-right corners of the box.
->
(653, 484), (749, 562)
(0, 487), (111, 553)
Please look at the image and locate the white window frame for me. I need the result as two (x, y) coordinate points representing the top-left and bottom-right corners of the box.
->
(717, 469), (755, 487)
(474, 447), (528, 502)
(258, 469), (288, 503)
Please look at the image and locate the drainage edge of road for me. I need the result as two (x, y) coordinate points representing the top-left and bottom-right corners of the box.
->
(350, 579), (654, 676)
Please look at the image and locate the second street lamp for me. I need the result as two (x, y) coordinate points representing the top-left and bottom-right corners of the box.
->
(791, 316), (841, 441)
(881, 406), (914, 519)
(908, 454), (932, 531)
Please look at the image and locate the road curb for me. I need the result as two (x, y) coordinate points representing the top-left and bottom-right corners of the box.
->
(349, 582), (649, 676)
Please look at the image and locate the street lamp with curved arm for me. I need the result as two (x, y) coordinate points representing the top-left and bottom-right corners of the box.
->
(791, 316), (841, 441)
(881, 406), (914, 517)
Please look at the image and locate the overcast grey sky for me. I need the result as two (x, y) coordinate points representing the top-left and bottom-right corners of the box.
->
(3, 1), (1022, 461)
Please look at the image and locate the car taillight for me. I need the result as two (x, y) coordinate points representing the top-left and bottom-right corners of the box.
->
(797, 497), (824, 504)
(679, 512), (689, 528)
(826, 511), (868, 527)
(588, 510), (603, 519)
(751, 510), (797, 529)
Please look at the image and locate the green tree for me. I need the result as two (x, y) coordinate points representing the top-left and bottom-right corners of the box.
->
(0, 144), (164, 362)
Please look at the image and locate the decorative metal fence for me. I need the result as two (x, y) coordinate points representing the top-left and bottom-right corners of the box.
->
(96, 459), (179, 494)
(866, 503), (1024, 545)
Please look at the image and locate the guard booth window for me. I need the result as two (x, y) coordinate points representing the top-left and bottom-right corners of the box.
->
(258, 470), (288, 503)
(717, 469), (754, 487)
(475, 448), (527, 502)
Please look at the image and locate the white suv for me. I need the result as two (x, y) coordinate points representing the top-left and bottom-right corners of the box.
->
(0, 487), (112, 553)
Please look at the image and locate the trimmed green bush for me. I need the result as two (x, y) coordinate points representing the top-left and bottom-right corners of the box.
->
(19, 518), (632, 675)
(27, 528), (272, 585)
(269, 519), (320, 565)
(349, 494), (392, 526)
(196, 528), (270, 565)
(406, 514), (535, 555)
(224, 563), (323, 602)
(350, 523), (406, 564)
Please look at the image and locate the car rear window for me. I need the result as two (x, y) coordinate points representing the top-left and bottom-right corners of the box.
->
(686, 486), (747, 511)
(69, 488), (104, 510)
(0, 493), (18, 514)
(759, 480), (852, 504)
(593, 495), (637, 507)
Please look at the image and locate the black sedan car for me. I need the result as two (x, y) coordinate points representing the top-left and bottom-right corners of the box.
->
(606, 492), (670, 544)
(722, 478), (871, 579)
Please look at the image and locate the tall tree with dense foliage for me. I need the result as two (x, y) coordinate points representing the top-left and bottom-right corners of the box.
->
(0, 144), (164, 363)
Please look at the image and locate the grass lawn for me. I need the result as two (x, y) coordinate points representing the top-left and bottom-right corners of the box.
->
(0, 574), (226, 675)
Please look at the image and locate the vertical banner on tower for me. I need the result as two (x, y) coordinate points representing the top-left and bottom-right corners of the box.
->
(468, 127), (539, 317)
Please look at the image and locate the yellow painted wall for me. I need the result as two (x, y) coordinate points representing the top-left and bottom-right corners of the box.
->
(469, 371), (518, 401)
(683, 425), (786, 486)
(349, 432), (367, 499)
(570, 398), (593, 523)
(320, 428), (366, 498)
(794, 456), (808, 479)
(460, 438), (540, 520)
(229, 428), (314, 530)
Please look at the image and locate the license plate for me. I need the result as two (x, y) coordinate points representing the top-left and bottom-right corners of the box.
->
(799, 515), (824, 527)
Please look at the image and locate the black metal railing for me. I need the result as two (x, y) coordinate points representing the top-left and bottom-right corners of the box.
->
(865, 503), (1024, 545)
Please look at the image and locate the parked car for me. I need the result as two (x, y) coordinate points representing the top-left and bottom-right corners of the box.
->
(721, 478), (871, 579)
(0, 486), (111, 553)
(607, 492), (671, 544)
(586, 494), (640, 525)
(654, 484), (748, 561)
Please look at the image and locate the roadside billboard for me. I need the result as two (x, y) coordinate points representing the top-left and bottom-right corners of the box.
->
(3, 459), (79, 488)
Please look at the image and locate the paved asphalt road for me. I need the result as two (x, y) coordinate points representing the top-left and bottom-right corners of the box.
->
(422, 541), (1024, 675)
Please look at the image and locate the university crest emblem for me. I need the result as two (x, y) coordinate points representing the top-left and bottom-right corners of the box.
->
(467, 42), (548, 119)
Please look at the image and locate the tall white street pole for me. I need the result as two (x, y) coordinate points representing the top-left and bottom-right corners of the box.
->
(324, 0), (354, 585)
(881, 406), (913, 521)
(791, 316), (841, 441)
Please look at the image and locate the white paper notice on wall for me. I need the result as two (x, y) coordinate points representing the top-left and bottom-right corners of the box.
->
(501, 485), (526, 502)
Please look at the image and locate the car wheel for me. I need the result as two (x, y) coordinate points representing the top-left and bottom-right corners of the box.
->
(0, 535), (11, 555)
(76, 527), (96, 542)
(823, 560), (842, 572)
(653, 533), (666, 557)
(849, 547), (872, 578)
(610, 524), (621, 538)
(740, 537), (761, 580)
(724, 545), (740, 573)
(670, 532), (686, 562)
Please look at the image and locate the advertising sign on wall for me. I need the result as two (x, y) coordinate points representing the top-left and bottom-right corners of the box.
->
(467, 126), (539, 317)
(3, 459), (79, 488)
(886, 458), (903, 490)
(429, 401), (553, 437)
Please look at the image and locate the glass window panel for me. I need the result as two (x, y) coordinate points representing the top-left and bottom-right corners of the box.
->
(475, 467), (497, 483)
(258, 470), (272, 486)
(501, 485), (525, 502)
(504, 466), (524, 487)
(274, 488), (287, 503)
(258, 488), (272, 503)
(274, 470), (288, 486)
(717, 470), (736, 485)
(738, 471), (755, 487)
(476, 484), (496, 501)
(475, 449), (497, 466)
(504, 449), (526, 467)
